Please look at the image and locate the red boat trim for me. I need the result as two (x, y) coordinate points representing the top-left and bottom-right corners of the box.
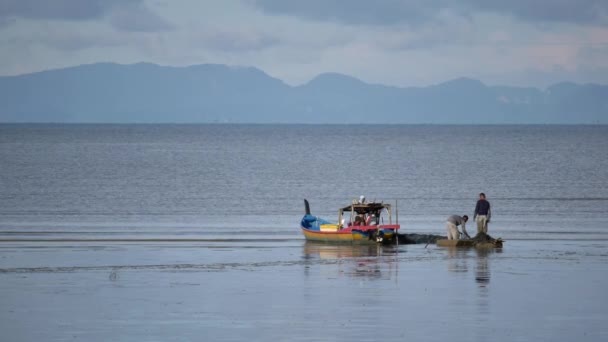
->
(301, 224), (400, 234)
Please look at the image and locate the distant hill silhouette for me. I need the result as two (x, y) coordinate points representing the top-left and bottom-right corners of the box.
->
(1, 62), (606, 123)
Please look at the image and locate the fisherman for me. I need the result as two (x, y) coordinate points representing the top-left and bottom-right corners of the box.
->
(446, 215), (470, 240)
(474, 193), (491, 233)
(353, 215), (365, 226)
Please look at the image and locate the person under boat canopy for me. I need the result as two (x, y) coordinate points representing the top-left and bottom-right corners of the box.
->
(340, 201), (393, 228)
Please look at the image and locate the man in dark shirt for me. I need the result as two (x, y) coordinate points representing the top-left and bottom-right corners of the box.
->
(474, 193), (491, 233)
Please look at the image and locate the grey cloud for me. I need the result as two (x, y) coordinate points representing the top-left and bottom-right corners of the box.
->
(109, 2), (173, 32)
(0, 16), (15, 28)
(195, 29), (280, 52)
(462, 0), (608, 26)
(0, 0), (173, 32)
(41, 32), (126, 51)
(0, 27), (133, 52)
(251, 0), (445, 26)
(252, 0), (608, 26)
(0, 0), (135, 20)
(577, 45), (608, 66)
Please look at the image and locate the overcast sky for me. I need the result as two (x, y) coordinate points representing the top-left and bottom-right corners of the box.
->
(1, 0), (607, 87)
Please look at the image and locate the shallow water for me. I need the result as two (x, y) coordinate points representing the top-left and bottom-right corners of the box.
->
(1, 124), (608, 341)
(1, 240), (607, 341)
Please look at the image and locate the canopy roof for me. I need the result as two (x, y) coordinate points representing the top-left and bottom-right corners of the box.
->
(340, 202), (391, 214)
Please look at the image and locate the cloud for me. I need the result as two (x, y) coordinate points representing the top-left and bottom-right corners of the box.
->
(0, 16), (15, 28)
(0, 0), (133, 20)
(0, 0), (606, 89)
(577, 44), (608, 67)
(193, 28), (280, 52)
(251, 0), (608, 27)
(462, 0), (608, 26)
(108, 2), (173, 32)
(0, 0), (173, 32)
(34, 30), (128, 51)
(250, 0), (445, 26)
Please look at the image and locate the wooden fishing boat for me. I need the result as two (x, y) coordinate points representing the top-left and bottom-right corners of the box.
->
(436, 238), (503, 248)
(300, 199), (400, 244)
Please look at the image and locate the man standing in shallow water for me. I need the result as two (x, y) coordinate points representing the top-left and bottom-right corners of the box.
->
(474, 193), (491, 234)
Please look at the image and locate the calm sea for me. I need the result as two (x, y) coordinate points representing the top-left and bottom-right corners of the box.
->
(1, 124), (608, 341)
(1, 124), (607, 240)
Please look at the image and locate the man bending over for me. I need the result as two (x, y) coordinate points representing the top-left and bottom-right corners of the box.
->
(446, 215), (470, 240)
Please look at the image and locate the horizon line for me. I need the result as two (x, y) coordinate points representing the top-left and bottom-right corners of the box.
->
(1, 122), (606, 126)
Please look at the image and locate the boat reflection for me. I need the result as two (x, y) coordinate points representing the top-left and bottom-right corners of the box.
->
(302, 241), (398, 280)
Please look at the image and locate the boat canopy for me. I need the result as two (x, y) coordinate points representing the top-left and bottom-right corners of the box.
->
(339, 202), (394, 225)
(340, 202), (391, 214)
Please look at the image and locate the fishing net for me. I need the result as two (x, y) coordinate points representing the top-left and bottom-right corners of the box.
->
(397, 231), (503, 246)
(470, 232), (500, 243)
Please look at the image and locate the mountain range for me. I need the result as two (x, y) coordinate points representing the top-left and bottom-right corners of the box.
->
(1, 62), (606, 124)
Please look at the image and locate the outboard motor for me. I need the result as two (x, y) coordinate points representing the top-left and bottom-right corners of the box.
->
(304, 199), (311, 215)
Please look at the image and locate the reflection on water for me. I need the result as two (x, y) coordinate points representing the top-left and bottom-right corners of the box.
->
(303, 242), (387, 259)
(445, 247), (500, 287)
(475, 248), (491, 286)
(445, 247), (499, 325)
(446, 247), (469, 273)
(302, 242), (399, 280)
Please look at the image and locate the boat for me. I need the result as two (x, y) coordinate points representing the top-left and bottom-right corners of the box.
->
(436, 236), (503, 248)
(300, 199), (400, 244)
